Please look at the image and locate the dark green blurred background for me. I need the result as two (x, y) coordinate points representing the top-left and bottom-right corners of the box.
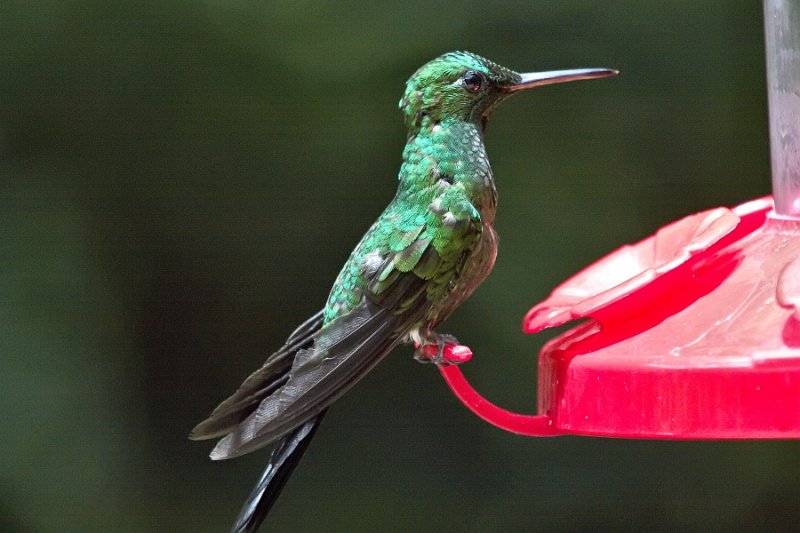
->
(3, 1), (795, 531)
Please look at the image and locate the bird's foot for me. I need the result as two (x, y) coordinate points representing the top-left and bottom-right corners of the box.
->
(414, 333), (472, 365)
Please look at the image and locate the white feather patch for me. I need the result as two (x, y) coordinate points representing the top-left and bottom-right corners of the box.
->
(361, 250), (384, 274)
(408, 327), (424, 346)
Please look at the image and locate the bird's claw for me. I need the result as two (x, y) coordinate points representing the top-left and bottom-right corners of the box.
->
(414, 336), (473, 365)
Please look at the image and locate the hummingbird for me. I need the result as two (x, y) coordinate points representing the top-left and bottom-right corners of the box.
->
(190, 51), (616, 532)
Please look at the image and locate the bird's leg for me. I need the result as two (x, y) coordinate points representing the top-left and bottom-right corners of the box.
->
(412, 329), (472, 365)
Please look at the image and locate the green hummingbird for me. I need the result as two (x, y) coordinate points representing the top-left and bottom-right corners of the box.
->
(190, 51), (616, 532)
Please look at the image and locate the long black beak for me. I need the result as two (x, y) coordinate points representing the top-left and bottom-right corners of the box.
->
(507, 68), (618, 92)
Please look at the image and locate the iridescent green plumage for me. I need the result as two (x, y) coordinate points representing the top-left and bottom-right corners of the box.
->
(325, 123), (495, 344)
(325, 52), (509, 333)
(191, 52), (616, 533)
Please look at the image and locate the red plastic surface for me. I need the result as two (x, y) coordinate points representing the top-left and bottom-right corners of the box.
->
(418, 343), (473, 364)
(439, 197), (800, 439)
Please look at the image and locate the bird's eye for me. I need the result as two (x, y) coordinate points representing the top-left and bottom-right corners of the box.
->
(462, 70), (484, 93)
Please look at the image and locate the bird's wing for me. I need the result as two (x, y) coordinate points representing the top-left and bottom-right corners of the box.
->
(209, 298), (408, 459)
(203, 188), (484, 460)
(189, 310), (324, 441)
(367, 187), (484, 317)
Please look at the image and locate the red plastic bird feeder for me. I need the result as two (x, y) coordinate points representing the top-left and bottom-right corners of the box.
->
(431, 0), (800, 439)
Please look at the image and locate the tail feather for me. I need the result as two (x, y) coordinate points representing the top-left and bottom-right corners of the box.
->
(231, 412), (326, 533)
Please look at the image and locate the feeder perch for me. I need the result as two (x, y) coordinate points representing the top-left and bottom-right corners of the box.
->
(426, 0), (800, 439)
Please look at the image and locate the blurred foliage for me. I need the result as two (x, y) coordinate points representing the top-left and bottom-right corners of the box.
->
(2, 1), (796, 532)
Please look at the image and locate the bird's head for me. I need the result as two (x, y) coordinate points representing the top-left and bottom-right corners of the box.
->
(400, 51), (616, 131)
